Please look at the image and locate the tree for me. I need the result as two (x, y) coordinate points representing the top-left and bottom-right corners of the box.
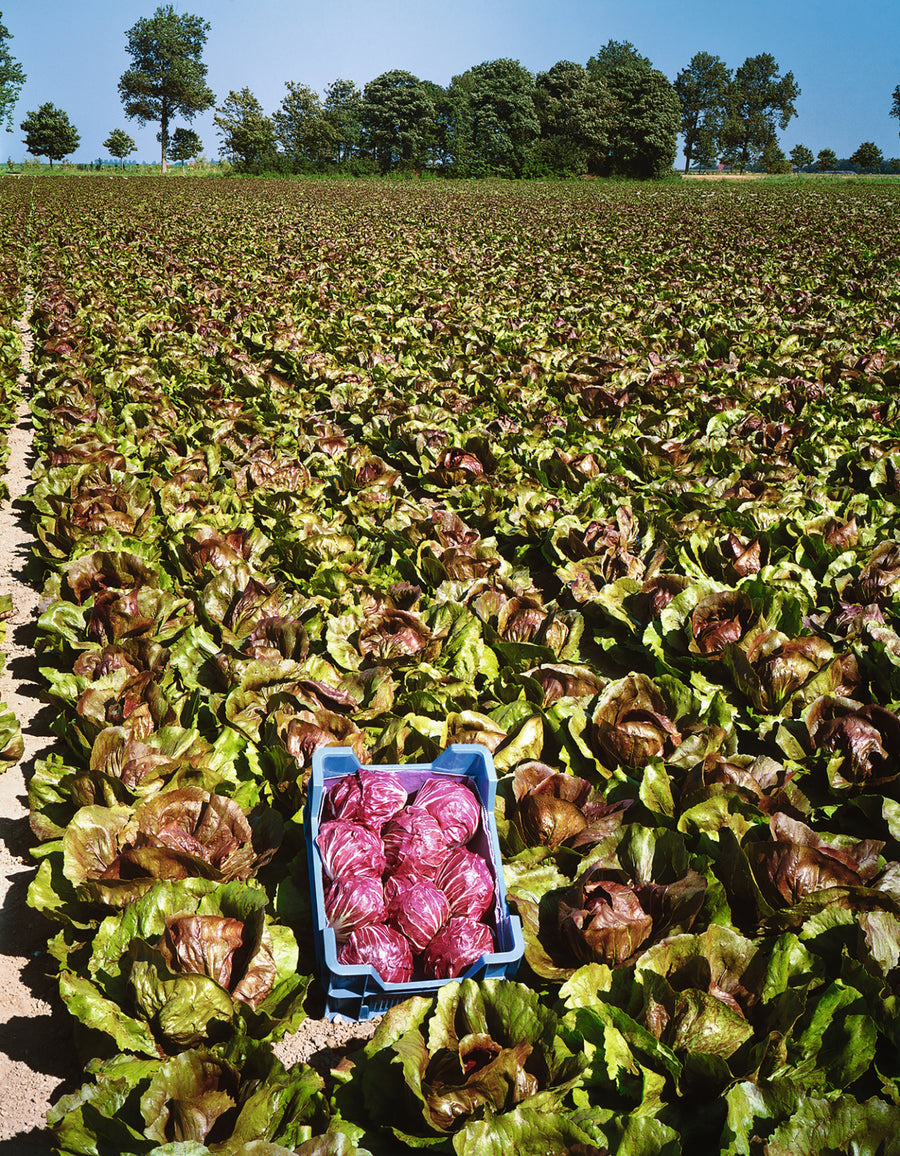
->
(449, 59), (539, 178)
(849, 141), (884, 172)
(817, 147), (837, 172)
(719, 53), (800, 173)
(273, 81), (333, 169)
(103, 128), (137, 169)
(118, 5), (214, 173)
(590, 40), (652, 74)
(360, 70), (435, 172)
(891, 85), (900, 139)
(0, 11), (25, 131)
(168, 127), (202, 170)
(214, 88), (276, 171)
(587, 40), (681, 179)
(532, 60), (610, 175)
(789, 143), (814, 171)
(761, 140), (790, 173)
(20, 103), (79, 167)
(674, 51), (731, 171)
(426, 75), (473, 174)
(323, 79), (361, 164)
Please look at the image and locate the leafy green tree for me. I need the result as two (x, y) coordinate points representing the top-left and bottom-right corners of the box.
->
(360, 70), (435, 172)
(214, 88), (276, 172)
(439, 72), (479, 175)
(532, 60), (610, 175)
(761, 140), (790, 173)
(20, 102), (79, 167)
(587, 40), (681, 179)
(849, 141), (884, 171)
(273, 81), (334, 169)
(414, 79), (452, 171)
(168, 126), (202, 170)
(816, 147), (837, 171)
(719, 53), (799, 173)
(118, 5), (214, 173)
(0, 11), (25, 131)
(103, 128), (136, 169)
(590, 40), (652, 74)
(463, 58), (539, 178)
(789, 143), (814, 171)
(323, 78), (361, 164)
(674, 51), (731, 172)
(891, 85), (900, 138)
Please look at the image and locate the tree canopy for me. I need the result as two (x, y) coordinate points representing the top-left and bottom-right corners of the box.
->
(789, 143), (814, 170)
(674, 51), (730, 171)
(361, 70), (435, 172)
(719, 53), (800, 173)
(849, 141), (884, 171)
(118, 4), (215, 172)
(168, 127), (202, 169)
(103, 128), (136, 169)
(460, 58), (540, 178)
(93, 27), (823, 180)
(214, 88), (276, 172)
(588, 40), (681, 179)
(323, 79), (362, 165)
(0, 10), (25, 131)
(532, 60), (610, 176)
(273, 81), (333, 168)
(20, 103), (79, 167)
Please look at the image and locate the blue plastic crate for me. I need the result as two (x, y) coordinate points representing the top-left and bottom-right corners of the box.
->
(306, 744), (524, 1021)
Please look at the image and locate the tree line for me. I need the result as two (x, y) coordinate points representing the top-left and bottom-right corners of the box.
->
(4, 6), (900, 177)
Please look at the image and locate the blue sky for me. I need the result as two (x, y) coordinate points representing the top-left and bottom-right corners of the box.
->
(4, 0), (899, 164)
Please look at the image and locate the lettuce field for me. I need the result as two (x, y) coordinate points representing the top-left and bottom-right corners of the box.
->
(3, 173), (900, 1154)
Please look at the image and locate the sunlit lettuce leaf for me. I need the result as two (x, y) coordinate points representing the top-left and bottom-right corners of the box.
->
(61, 789), (282, 906)
(62, 879), (307, 1052)
(346, 979), (585, 1148)
(47, 1039), (327, 1155)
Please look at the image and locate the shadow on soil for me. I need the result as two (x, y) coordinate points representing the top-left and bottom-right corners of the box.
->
(0, 872), (76, 1050)
(0, 842), (83, 1145)
(0, 1127), (60, 1154)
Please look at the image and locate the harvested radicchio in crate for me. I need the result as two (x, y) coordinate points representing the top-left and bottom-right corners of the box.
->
(382, 873), (422, 906)
(421, 916), (495, 979)
(316, 819), (386, 880)
(308, 748), (524, 1014)
(413, 777), (481, 845)
(385, 878), (450, 953)
(436, 846), (495, 920)
(324, 876), (386, 942)
(325, 768), (408, 831)
(338, 923), (413, 984)
(382, 805), (448, 878)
